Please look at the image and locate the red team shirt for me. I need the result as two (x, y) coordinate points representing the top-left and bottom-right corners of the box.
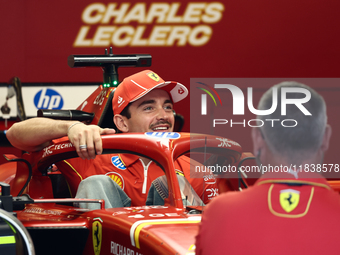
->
(56, 153), (218, 206)
(195, 171), (340, 255)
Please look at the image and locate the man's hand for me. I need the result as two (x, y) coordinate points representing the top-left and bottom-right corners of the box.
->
(67, 123), (116, 159)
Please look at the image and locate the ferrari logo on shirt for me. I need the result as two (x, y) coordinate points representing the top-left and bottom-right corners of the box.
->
(280, 189), (300, 213)
(92, 218), (103, 255)
(147, 72), (160, 82)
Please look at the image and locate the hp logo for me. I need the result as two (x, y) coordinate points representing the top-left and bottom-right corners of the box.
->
(34, 88), (64, 109)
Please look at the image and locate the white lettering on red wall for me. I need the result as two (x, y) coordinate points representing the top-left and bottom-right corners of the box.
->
(74, 2), (224, 47)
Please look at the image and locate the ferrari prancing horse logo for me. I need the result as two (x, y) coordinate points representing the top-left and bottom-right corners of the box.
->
(279, 189), (300, 213)
(147, 72), (160, 82)
(93, 218), (103, 255)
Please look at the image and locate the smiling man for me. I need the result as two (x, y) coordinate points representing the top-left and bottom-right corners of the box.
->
(7, 70), (218, 208)
(116, 90), (173, 133)
(112, 70), (184, 134)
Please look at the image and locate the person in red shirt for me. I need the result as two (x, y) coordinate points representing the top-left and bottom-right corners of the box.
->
(7, 70), (218, 208)
(195, 81), (339, 255)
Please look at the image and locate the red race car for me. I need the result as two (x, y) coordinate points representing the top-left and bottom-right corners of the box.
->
(2, 49), (339, 255)
(0, 50), (252, 255)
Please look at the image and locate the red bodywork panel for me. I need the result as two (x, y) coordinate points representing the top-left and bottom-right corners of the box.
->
(3, 131), (243, 255)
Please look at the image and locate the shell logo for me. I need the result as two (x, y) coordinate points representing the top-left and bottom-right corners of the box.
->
(106, 172), (125, 189)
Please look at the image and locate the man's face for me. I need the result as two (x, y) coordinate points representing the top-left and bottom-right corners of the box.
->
(123, 89), (174, 133)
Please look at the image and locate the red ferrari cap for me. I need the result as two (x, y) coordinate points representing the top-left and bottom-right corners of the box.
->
(112, 70), (188, 115)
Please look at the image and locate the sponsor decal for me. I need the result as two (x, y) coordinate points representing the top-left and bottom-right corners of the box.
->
(93, 218), (103, 255)
(118, 97), (125, 108)
(54, 143), (73, 150)
(206, 188), (218, 198)
(216, 137), (240, 147)
(124, 206), (168, 210)
(132, 209), (144, 213)
(118, 96), (123, 104)
(42, 144), (55, 158)
(34, 88), (64, 109)
(203, 174), (216, 184)
(178, 87), (185, 94)
(145, 132), (180, 139)
(93, 90), (107, 105)
(106, 172), (125, 189)
(169, 83), (188, 102)
(279, 189), (300, 213)
(216, 138), (231, 147)
(42, 143), (73, 158)
(128, 212), (180, 219)
(23, 208), (62, 215)
(74, 2), (224, 47)
(147, 71), (160, 82)
(110, 241), (143, 255)
(111, 156), (126, 170)
(111, 211), (130, 216)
